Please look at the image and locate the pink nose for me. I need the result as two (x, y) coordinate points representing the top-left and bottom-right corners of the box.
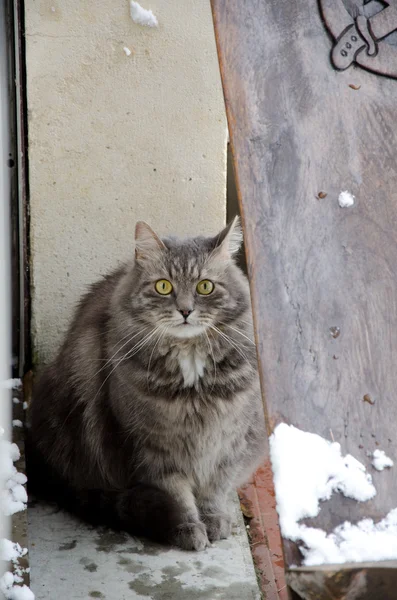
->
(178, 309), (193, 319)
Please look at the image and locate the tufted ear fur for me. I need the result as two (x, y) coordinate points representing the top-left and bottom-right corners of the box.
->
(135, 221), (166, 261)
(213, 216), (243, 258)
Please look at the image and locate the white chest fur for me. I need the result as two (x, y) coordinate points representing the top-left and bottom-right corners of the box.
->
(175, 345), (207, 388)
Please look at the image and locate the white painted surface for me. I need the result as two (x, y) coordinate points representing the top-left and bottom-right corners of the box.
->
(25, 0), (227, 363)
(28, 495), (260, 600)
(0, 0), (12, 554)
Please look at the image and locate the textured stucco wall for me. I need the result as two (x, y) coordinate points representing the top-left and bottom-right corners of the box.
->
(25, 0), (227, 363)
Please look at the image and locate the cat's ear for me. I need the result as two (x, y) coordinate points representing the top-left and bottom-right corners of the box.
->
(214, 216), (243, 258)
(135, 221), (166, 261)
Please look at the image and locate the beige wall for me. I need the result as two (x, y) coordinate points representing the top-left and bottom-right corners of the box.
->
(25, 0), (227, 363)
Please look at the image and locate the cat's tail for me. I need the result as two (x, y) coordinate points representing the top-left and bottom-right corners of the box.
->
(25, 437), (180, 543)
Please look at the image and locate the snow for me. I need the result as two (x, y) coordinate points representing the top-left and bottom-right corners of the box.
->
(0, 439), (27, 516)
(269, 423), (375, 540)
(338, 190), (355, 208)
(12, 421), (22, 429)
(123, 46), (132, 56)
(0, 425), (33, 598)
(22, 403), (27, 411)
(0, 539), (26, 562)
(269, 423), (397, 565)
(0, 541), (32, 599)
(299, 509), (397, 566)
(130, 1), (158, 27)
(0, 572), (34, 600)
(1, 380), (21, 390)
(372, 449), (394, 471)
(12, 399), (19, 405)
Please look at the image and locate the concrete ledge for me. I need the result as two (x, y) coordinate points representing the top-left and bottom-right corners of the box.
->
(28, 494), (261, 600)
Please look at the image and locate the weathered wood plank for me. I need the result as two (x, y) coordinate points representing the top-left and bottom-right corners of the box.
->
(211, 0), (397, 597)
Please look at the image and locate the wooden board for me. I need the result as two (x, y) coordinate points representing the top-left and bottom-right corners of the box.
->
(211, 0), (397, 597)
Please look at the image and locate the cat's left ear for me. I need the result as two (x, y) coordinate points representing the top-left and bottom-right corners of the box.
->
(214, 216), (243, 258)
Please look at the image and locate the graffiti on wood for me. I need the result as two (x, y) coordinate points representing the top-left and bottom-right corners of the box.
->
(320, 0), (397, 78)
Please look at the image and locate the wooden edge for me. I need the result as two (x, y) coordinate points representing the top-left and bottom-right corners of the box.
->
(209, 2), (292, 597)
(209, 4), (273, 437)
(287, 563), (397, 600)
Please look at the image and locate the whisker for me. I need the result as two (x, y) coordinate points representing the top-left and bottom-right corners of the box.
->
(146, 325), (169, 392)
(92, 327), (161, 405)
(204, 330), (217, 395)
(209, 325), (250, 364)
(58, 328), (159, 438)
(91, 326), (150, 380)
(217, 322), (255, 345)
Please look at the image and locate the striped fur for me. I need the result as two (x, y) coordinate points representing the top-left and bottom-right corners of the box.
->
(28, 219), (266, 550)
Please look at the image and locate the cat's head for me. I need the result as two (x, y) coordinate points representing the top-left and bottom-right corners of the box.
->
(130, 218), (250, 339)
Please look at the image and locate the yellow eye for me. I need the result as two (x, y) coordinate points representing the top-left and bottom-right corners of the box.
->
(155, 279), (173, 295)
(196, 280), (214, 295)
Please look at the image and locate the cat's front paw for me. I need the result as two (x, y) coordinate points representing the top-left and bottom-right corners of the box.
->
(173, 521), (209, 551)
(202, 513), (232, 542)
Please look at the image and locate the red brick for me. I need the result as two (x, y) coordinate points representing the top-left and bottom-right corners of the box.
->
(238, 459), (288, 599)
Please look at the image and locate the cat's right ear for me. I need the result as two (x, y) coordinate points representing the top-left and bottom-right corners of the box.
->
(135, 222), (166, 261)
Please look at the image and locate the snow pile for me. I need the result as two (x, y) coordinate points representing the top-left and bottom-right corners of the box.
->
(130, 1), (158, 27)
(0, 539), (27, 562)
(0, 539), (31, 586)
(372, 449), (394, 471)
(299, 509), (397, 566)
(0, 571), (34, 600)
(11, 422), (22, 429)
(1, 381), (21, 391)
(0, 439), (27, 516)
(270, 423), (396, 565)
(270, 424), (375, 540)
(338, 190), (355, 208)
(0, 384), (34, 598)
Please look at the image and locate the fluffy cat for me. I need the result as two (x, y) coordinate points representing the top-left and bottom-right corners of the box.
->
(27, 218), (266, 551)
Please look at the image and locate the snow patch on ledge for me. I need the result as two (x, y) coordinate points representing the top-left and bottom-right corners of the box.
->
(130, 1), (158, 27)
(269, 423), (397, 565)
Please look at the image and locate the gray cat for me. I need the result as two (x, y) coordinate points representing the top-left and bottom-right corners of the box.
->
(28, 218), (266, 551)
